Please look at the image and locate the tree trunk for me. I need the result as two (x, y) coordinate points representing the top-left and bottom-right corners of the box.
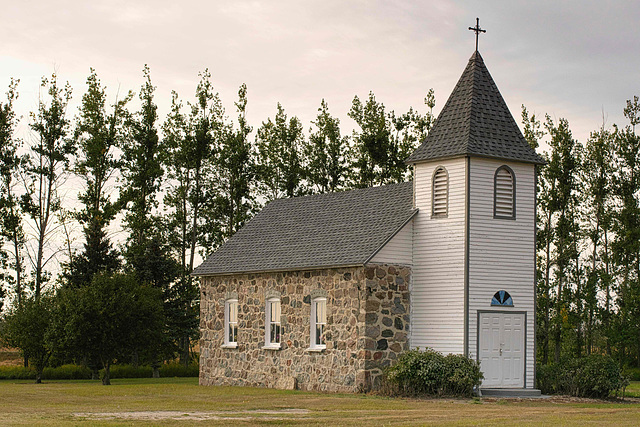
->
(152, 366), (160, 379)
(102, 362), (111, 385)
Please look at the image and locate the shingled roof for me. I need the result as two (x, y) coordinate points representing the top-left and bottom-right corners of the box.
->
(192, 182), (417, 276)
(406, 51), (545, 165)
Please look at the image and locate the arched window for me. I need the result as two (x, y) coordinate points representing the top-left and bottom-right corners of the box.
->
(491, 290), (513, 307)
(310, 297), (326, 350)
(265, 297), (281, 348)
(224, 298), (238, 347)
(494, 166), (515, 219)
(432, 166), (449, 217)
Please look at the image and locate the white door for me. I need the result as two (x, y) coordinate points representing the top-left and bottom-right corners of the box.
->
(478, 312), (524, 387)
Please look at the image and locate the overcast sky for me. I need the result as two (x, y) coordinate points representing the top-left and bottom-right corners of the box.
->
(2, 0), (639, 147)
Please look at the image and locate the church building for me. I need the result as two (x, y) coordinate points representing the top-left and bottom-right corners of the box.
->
(193, 46), (545, 393)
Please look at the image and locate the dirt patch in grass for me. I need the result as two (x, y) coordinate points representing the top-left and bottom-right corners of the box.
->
(73, 408), (311, 422)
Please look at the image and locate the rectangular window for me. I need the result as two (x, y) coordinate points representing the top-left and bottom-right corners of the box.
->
(311, 298), (326, 349)
(266, 299), (281, 347)
(224, 300), (238, 347)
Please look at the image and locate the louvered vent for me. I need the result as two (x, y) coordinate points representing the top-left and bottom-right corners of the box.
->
(495, 167), (515, 218)
(432, 167), (448, 217)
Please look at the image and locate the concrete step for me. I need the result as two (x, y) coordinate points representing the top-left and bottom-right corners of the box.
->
(479, 388), (545, 398)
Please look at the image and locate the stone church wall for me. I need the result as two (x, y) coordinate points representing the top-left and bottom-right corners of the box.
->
(199, 264), (410, 393)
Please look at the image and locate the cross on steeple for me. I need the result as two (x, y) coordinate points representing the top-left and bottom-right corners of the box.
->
(468, 18), (486, 52)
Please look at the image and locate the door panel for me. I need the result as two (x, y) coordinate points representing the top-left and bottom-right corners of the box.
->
(478, 312), (525, 387)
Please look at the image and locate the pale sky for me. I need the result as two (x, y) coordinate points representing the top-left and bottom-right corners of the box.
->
(2, 1), (639, 146)
(2, 1), (640, 281)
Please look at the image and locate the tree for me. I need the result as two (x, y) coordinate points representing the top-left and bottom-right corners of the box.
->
(65, 69), (131, 289)
(54, 273), (163, 385)
(348, 92), (391, 188)
(611, 96), (640, 366)
(544, 116), (581, 363)
(207, 83), (256, 248)
(255, 103), (306, 201)
(348, 91), (435, 187)
(22, 73), (74, 300)
(582, 123), (615, 355)
(120, 65), (164, 267)
(305, 99), (349, 193)
(388, 89), (436, 183)
(1, 294), (55, 383)
(0, 78), (23, 306)
(163, 70), (222, 365)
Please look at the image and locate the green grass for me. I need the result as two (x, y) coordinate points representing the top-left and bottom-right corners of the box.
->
(0, 378), (638, 426)
(624, 381), (640, 398)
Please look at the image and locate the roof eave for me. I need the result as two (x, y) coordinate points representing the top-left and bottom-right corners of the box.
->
(406, 152), (545, 166)
(191, 263), (367, 277)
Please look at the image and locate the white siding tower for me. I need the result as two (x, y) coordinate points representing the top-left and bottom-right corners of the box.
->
(406, 51), (545, 389)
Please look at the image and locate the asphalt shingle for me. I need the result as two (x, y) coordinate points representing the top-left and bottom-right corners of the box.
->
(406, 51), (545, 165)
(192, 182), (416, 276)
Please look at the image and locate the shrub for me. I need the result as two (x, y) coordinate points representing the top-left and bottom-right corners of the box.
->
(623, 367), (640, 382)
(0, 366), (36, 380)
(384, 348), (483, 397)
(537, 354), (629, 398)
(159, 363), (199, 377)
(43, 364), (91, 380)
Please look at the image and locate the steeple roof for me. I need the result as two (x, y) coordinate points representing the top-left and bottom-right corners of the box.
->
(406, 52), (545, 165)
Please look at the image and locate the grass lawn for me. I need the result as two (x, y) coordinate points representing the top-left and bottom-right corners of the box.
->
(0, 378), (639, 426)
(625, 381), (640, 398)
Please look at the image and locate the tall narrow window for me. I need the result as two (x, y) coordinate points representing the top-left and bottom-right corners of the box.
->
(224, 299), (238, 347)
(311, 298), (326, 349)
(432, 166), (449, 217)
(494, 166), (516, 219)
(265, 298), (281, 348)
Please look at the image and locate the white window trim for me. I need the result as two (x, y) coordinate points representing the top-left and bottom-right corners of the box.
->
(308, 297), (327, 351)
(263, 298), (282, 350)
(222, 299), (238, 349)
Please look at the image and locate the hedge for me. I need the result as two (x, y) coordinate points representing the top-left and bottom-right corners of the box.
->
(537, 354), (629, 398)
(0, 363), (198, 380)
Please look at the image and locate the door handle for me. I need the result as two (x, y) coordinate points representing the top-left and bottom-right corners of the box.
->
(499, 348), (502, 356)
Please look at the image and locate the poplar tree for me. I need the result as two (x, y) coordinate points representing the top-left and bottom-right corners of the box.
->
(163, 70), (222, 365)
(255, 103), (305, 201)
(66, 69), (131, 288)
(582, 124), (615, 354)
(207, 83), (255, 248)
(305, 99), (349, 194)
(611, 96), (640, 365)
(348, 92), (391, 188)
(0, 79), (23, 305)
(22, 74), (74, 300)
(544, 116), (581, 363)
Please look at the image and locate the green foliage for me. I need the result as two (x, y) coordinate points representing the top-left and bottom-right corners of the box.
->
(537, 354), (629, 398)
(52, 273), (163, 385)
(348, 90), (435, 188)
(0, 78), (23, 306)
(256, 102), (305, 201)
(98, 363), (199, 379)
(66, 68), (131, 289)
(0, 295), (55, 382)
(623, 367), (640, 382)
(305, 99), (349, 193)
(384, 348), (483, 397)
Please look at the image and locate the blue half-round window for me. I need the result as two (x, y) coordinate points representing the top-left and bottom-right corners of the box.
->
(491, 290), (513, 307)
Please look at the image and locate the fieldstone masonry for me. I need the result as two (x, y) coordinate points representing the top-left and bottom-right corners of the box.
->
(199, 264), (410, 392)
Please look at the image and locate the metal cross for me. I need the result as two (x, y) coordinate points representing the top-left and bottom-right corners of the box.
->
(468, 18), (486, 52)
